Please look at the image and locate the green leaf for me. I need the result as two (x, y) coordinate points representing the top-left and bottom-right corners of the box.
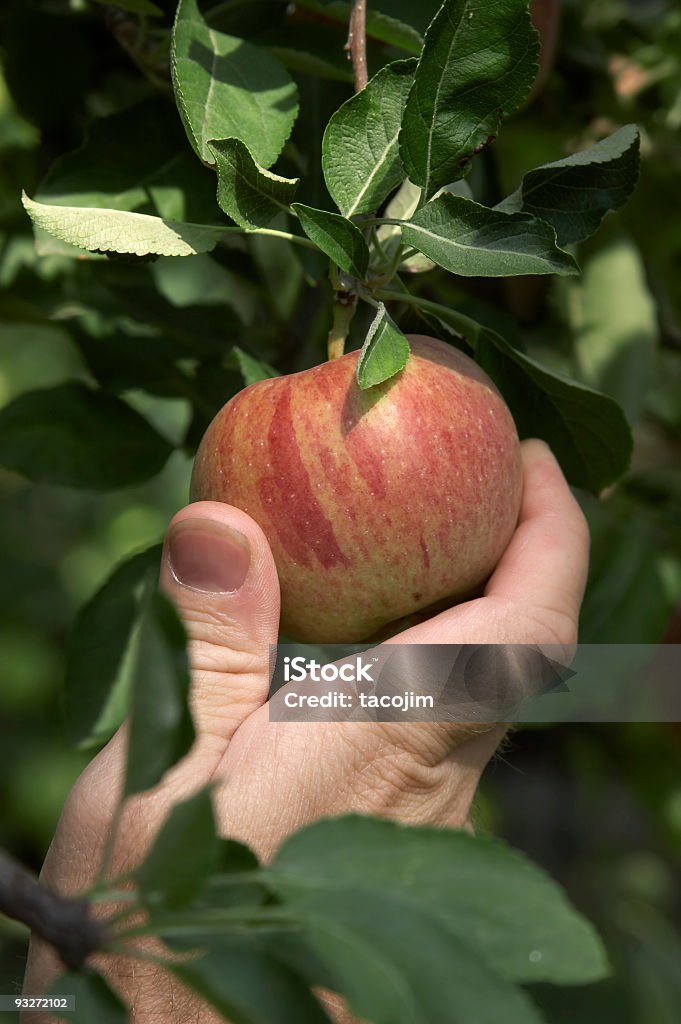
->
(203, 839), (266, 911)
(124, 579), (194, 796)
(322, 60), (416, 218)
(172, 0), (298, 168)
(229, 346), (280, 386)
(166, 934), (332, 1024)
(356, 304), (410, 389)
(50, 971), (128, 1023)
(401, 194), (578, 277)
(136, 788), (220, 909)
(496, 125), (640, 246)
(293, 204), (370, 278)
(35, 98), (219, 225)
(377, 179), (475, 273)
(0, 382), (173, 490)
(272, 815), (609, 986)
(64, 545), (163, 750)
(400, 0), (539, 199)
(210, 138), (299, 229)
(22, 193), (226, 258)
(475, 327), (633, 494)
(562, 232), (656, 421)
(289, 889), (546, 1024)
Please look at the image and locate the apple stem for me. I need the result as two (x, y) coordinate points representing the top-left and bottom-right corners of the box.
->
(328, 293), (357, 360)
(345, 0), (368, 92)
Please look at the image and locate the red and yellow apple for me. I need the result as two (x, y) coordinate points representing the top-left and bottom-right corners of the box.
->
(191, 335), (523, 642)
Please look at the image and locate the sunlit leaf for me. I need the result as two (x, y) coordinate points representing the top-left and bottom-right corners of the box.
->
(172, 0), (298, 167)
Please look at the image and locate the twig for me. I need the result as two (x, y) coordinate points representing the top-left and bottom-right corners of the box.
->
(327, 292), (358, 360)
(101, 6), (172, 94)
(345, 0), (368, 91)
(0, 850), (107, 970)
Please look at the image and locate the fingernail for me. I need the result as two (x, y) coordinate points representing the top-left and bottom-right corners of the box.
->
(167, 519), (251, 594)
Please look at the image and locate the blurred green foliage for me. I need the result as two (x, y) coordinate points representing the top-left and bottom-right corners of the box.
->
(0, 0), (680, 1016)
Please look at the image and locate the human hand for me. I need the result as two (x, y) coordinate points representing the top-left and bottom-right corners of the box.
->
(23, 438), (589, 1021)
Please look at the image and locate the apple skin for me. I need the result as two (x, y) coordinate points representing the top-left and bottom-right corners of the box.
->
(190, 335), (523, 643)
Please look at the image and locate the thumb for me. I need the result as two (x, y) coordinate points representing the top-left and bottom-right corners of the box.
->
(159, 501), (280, 745)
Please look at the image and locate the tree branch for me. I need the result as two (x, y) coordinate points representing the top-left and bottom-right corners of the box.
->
(327, 291), (358, 360)
(0, 850), (107, 971)
(345, 0), (368, 92)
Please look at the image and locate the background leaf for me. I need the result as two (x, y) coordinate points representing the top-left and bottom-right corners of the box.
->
(64, 545), (162, 750)
(322, 59), (416, 217)
(210, 138), (299, 229)
(562, 231), (657, 421)
(0, 382), (173, 490)
(124, 579), (194, 797)
(400, 0), (539, 198)
(297, 0), (443, 52)
(172, 0), (298, 167)
(497, 125), (640, 246)
(580, 490), (681, 644)
(293, 204), (369, 278)
(402, 195), (579, 277)
(356, 303), (410, 388)
(475, 327), (633, 494)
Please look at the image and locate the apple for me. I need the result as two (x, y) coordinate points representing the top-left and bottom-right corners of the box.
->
(190, 335), (523, 643)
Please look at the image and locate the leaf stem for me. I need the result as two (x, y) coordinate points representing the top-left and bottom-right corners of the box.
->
(87, 889), (137, 906)
(117, 908), (299, 942)
(359, 217), (403, 229)
(370, 226), (389, 262)
(240, 226), (319, 250)
(345, 0), (368, 91)
(383, 241), (407, 281)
